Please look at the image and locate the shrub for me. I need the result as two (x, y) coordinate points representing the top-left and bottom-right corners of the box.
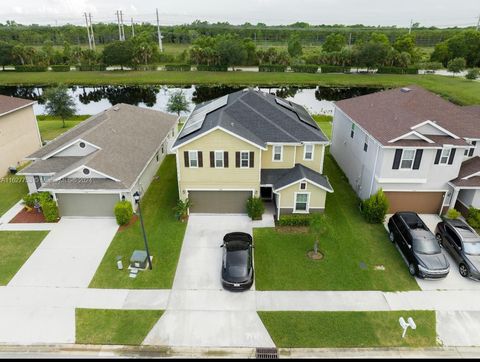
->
(466, 69), (479, 80)
(41, 199), (59, 222)
(361, 189), (389, 224)
(51, 65), (71, 72)
(418, 61), (443, 70)
(173, 198), (192, 221)
(291, 64), (319, 73)
(133, 64), (159, 71)
(114, 200), (133, 226)
(446, 208), (461, 219)
(15, 65), (48, 72)
(23, 192), (52, 207)
(77, 64), (106, 71)
(259, 64), (287, 72)
(320, 65), (351, 73)
(246, 197), (265, 220)
(164, 64), (191, 71)
(278, 214), (312, 227)
(467, 207), (480, 229)
(196, 64), (228, 72)
(377, 66), (419, 74)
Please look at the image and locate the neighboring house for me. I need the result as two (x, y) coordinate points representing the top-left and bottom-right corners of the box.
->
(0, 95), (41, 176)
(330, 85), (480, 215)
(172, 89), (333, 218)
(18, 104), (178, 217)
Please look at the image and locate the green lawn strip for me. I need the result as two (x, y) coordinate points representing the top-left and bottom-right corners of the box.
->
(76, 309), (163, 345)
(1, 72), (479, 105)
(89, 155), (186, 289)
(0, 173), (28, 217)
(254, 153), (419, 291)
(37, 115), (90, 141)
(259, 311), (437, 348)
(313, 114), (333, 139)
(0, 231), (49, 285)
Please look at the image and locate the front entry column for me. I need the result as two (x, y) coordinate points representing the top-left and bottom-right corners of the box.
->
(449, 187), (460, 210)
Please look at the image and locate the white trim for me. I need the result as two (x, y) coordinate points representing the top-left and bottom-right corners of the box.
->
(438, 148), (452, 165)
(272, 145), (283, 162)
(39, 188), (127, 194)
(300, 182), (307, 190)
(18, 172), (55, 176)
(172, 126), (267, 151)
(275, 177), (334, 193)
(369, 144), (380, 197)
(188, 150), (199, 168)
(186, 188), (255, 192)
(0, 101), (36, 118)
(382, 188), (448, 193)
(388, 131), (435, 144)
(303, 143), (315, 161)
(375, 176), (428, 184)
(411, 120), (460, 140)
(214, 150), (225, 168)
(293, 192), (310, 213)
(53, 165), (120, 182)
(447, 182), (480, 190)
(463, 171), (480, 180)
(266, 141), (329, 146)
(240, 150), (250, 168)
(399, 148), (417, 170)
(42, 138), (101, 160)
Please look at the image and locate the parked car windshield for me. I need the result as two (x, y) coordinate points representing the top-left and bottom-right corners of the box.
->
(226, 250), (249, 277)
(413, 239), (441, 255)
(464, 242), (480, 256)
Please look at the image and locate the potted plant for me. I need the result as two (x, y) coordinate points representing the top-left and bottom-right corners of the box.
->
(174, 198), (192, 222)
(246, 196), (265, 221)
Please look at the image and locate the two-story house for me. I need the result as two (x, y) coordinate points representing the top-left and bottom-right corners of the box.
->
(330, 85), (480, 215)
(172, 89), (333, 218)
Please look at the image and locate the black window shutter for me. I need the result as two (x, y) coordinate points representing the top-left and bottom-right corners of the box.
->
(413, 149), (423, 170)
(224, 151), (229, 167)
(210, 151), (215, 167)
(249, 152), (254, 168)
(434, 149), (442, 164)
(184, 151), (189, 167)
(235, 152), (240, 168)
(448, 148), (456, 165)
(392, 149), (402, 169)
(198, 151), (203, 167)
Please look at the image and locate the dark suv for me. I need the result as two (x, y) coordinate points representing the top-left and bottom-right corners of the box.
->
(388, 212), (450, 279)
(436, 218), (480, 280)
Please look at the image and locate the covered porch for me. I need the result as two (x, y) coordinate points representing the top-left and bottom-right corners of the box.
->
(448, 156), (480, 216)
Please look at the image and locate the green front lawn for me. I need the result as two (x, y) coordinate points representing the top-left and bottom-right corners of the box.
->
(76, 309), (163, 345)
(0, 174), (28, 218)
(254, 154), (419, 291)
(37, 115), (89, 141)
(0, 231), (49, 285)
(89, 155), (186, 289)
(259, 311), (437, 348)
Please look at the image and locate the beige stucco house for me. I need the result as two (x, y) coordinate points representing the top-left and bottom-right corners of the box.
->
(0, 95), (41, 176)
(172, 90), (333, 219)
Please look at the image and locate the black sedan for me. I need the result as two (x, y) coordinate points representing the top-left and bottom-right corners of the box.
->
(221, 232), (254, 291)
(436, 218), (480, 280)
(388, 212), (449, 279)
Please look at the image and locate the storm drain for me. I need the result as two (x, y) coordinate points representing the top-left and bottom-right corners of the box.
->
(256, 347), (278, 359)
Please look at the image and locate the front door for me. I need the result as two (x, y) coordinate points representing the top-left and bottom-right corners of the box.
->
(34, 176), (42, 190)
(260, 187), (273, 200)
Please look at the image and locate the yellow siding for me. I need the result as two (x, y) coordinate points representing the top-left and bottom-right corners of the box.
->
(295, 144), (325, 173)
(261, 145), (296, 169)
(278, 181), (327, 211)
(177, 129), (261, 199)
(0, 106), (41, 176)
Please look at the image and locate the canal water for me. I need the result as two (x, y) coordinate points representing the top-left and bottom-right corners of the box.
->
(0, 85), (383, 117)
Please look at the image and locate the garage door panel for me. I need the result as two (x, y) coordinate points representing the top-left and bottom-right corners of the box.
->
(57, 193), (119, 217)
(384, 191), (444, 214)
(189, 191), (251, 214)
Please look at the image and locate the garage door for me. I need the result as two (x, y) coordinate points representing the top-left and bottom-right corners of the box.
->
(384, 191), (445, 214)
(188, 191), (252, 214)
(56, 193), (119, 217)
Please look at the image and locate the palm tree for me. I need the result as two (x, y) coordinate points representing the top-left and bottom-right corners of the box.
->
(12, 44), (26, 65)
(309, 213), (328, 257)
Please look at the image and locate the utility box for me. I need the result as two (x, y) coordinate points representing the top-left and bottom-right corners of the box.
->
(130, 250), (148, 269)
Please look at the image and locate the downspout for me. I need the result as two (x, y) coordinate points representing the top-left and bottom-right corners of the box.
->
(368, 144), (380, 197)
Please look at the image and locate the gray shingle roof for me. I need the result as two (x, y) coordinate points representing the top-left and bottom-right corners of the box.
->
(261, 164), (334, 192)
(23, 104), (177, 190)
(173, 89), (328, 149)
(19, 157), (84, 174)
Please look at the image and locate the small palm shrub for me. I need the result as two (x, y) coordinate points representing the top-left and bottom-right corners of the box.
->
(114, 200), (133, 226)
(361, 189), (389, 224)
(246, 197), (265, 220)
(446, 208), (461, 220)
(173, 198), (192, 221)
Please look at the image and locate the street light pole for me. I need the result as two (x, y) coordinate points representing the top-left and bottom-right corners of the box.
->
(133, 191), (152, 270)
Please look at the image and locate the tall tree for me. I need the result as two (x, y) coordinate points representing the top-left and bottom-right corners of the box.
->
(102, 40), (134, 69)
(215, 35), (247, 70)
(287, 34), (303, 58)
(44, 85), (76, 128)
(0, 41), (13, 70)
(166, 90), (189, 116)
(322, 33), (347, 53)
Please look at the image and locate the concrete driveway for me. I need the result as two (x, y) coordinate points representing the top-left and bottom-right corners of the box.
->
(144, 214), (275, 348)
(8, 218), (118, 288)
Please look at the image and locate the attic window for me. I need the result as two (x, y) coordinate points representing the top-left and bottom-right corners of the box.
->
(79, 142), (86, 149)
(83, 168), (90, 175)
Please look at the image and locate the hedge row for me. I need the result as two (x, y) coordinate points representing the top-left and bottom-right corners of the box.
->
(377, 66), (419, 74)
(77, 64), (106, 71)
(50, 65), (71, 72)
(259, 64), (288, 72)
(320, 65), (351, 73)
(196, 64), (229, 72)
(291, 64), (319, 73)
(164, 63), (191, 71)
(15, 65), (48, 72)
(278, 214), (312, 227)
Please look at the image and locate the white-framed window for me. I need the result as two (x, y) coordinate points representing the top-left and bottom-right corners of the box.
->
(363, 135), (369, 152)
(300, 182), (307, 190)
(215, 151), (224, 168)
(350, 123), (355, 138)
(304, 144), (314, 160)
(189, 151), (199, 168)
(439, 148), (451, 165)
(294, 193), (309, 213)
(240, 151), (250, 168)
(273, 145), (283, 161)
(400, 149), (416, 170)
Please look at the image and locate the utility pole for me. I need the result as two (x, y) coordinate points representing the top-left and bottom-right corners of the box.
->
(348, 33), (352, 47)
(120, 10), (125, 41)
(156, 8), (163, 52)
(116, 11), (122, 41)
(84, 12), (92, 49)
(476, 14), (480, 31)
(131, 17), (135, 37)
(409, 19), (413, 34)
(88, 13), (95, 51)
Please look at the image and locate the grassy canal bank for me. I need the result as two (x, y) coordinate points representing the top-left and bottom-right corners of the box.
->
(0, 71), (479, 105)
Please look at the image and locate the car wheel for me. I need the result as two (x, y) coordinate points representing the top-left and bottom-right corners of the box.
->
(436, 233), (444, 248)
(459, 264), (469, 278)
(408, 263), (417, 276)
(389, 231), (395, 243)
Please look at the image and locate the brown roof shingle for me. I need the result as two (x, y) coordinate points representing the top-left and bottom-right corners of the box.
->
(450, 157), (480, 188)
(0, 95), (35, 116)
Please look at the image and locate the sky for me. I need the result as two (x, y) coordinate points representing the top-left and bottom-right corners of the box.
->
(1, 0), (479, 28)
